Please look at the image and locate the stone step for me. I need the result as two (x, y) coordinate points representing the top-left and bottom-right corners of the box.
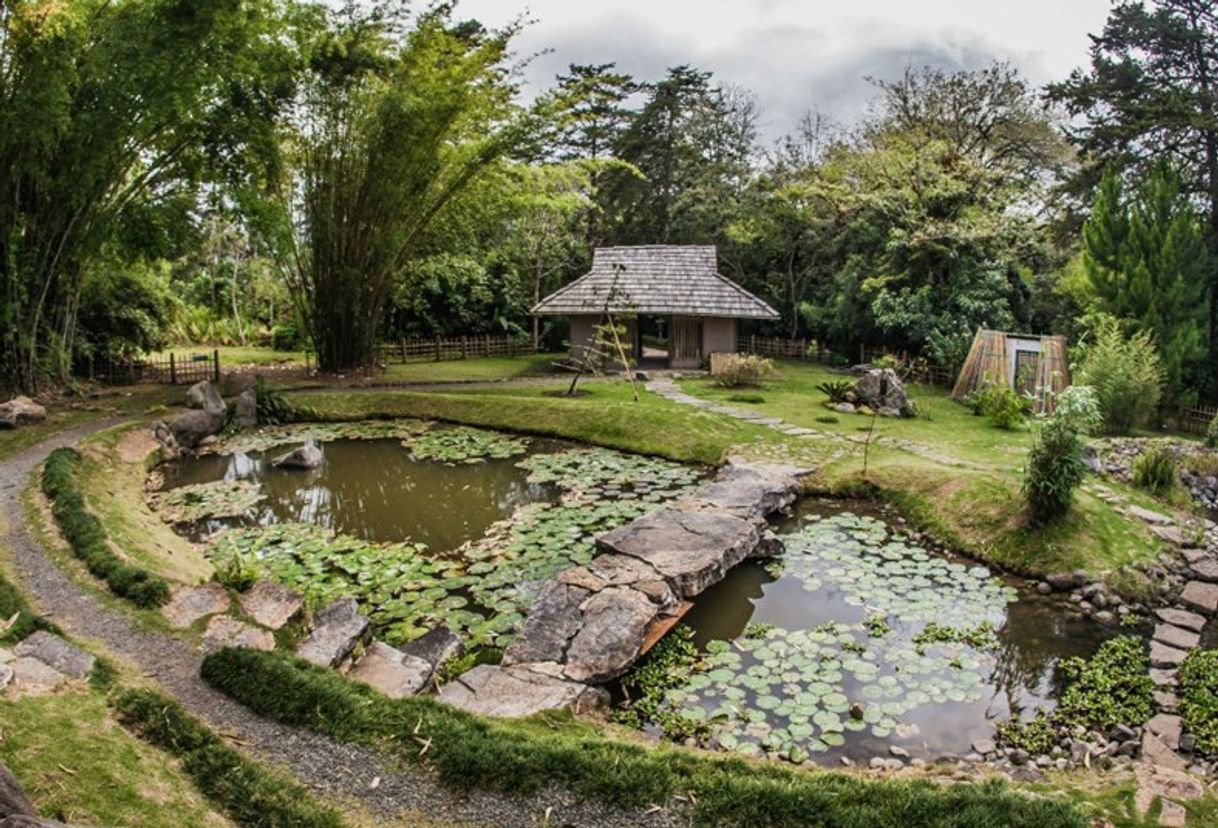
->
(349, 641), (432, 698)
(1155, 607), (1207, 632)
(1180, 581), (1218, 615)
(162, 583), (231, 629)
(1147, 713), (1183, 750)
(437, 663), (606, 718)
(1189, 559), (1218, 583)
(1150, 640), (1190, 668)
(1153, 623), (1201, 651)
(13, 632), (94, 679)
(296, 597), (369, 668)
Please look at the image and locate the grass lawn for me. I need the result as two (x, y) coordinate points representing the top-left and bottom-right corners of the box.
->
(678, 361), (1177, 595)
(376, 353), (564, 384)
(291, 380), (782, 466)
(151, 345), (307, 367)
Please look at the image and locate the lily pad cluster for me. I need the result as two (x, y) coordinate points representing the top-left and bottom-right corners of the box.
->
(151, 479), (265, 524)
(404, 426), (530, 465)
(639, 513), (1018, 763)
(217, 420), (430, 455)
(207, 523), (510, 645)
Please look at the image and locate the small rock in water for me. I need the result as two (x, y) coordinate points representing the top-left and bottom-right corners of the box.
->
(889, 746), (910, 759)
(273, 441), (323, 470)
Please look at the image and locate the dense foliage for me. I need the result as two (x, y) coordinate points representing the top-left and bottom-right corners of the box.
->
(1179, 649), (1218, 756)
(1131, 444), (1179, 496)
(1076, 315), (1164, 434)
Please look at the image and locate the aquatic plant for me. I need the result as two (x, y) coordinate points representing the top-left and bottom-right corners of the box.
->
(218, 420), (429, 455)
(614, 627), (709, 741)
(1055, 635), (1153, 732)
(404, 426), (529, 464)
(996, 710), (1058, 755)
(152, 479), (265, 524)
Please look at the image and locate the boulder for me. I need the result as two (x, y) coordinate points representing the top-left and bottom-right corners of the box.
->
(349, 641), (433, 698)
(852, 369), (912, 416)
(1142, 731), (1188, 771)
(272, 442), (323, 470)
(400, 626), (464, 670)
(162, 583), (231, 629)
(833, 402), (856, 414)
(438, 663), (604, 718)
(201, 616), (275, 654)
(0, 397), (46, 429)
(296, 597), (369, 667)
(562, 587), (659, 683)
(0, 762), (35, 818)
(502, 582), (588, 666)
(1133, 763), (1203, 819)
(168, 409), (224, 450)
(220, 372), (257, 396)
(149, 421), (180, 458)
(13, 632), (94, 679)
(185, 380), (226, 416)
(597, 507), (760, 598)
(239, 580), (302, 630)
(2, 815), (73, 827)
(233, 389), (258, 430)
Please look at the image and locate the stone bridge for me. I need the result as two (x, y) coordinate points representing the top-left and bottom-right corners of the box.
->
(439, 460), (813, 717)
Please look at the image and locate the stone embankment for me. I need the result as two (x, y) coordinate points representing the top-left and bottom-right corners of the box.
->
(439, 460), (812, 717)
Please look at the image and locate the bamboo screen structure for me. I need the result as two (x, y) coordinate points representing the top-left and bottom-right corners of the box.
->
(950, 329), (1071, 413)
(951, 330), (1009, 400)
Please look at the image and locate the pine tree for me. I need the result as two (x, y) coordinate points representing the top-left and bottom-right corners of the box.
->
(1083, 163), (1210, 407)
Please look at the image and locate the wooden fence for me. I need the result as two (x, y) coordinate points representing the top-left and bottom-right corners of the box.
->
(377, 335), (535, 364)
(739, 336), (955, 387)
(1175, 404), (1218, 436)
(92, 350), (221, 385)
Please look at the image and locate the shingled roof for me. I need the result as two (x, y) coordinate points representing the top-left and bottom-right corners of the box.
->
(532, 245), (779, 319)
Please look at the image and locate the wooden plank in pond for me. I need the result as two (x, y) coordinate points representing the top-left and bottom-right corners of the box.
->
(639, 601), (693, 656)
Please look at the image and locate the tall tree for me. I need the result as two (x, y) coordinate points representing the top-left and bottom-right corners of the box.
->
(0, 0), (292, 390)
(1082, 164), (1210, 407)
(1049, 0), (1218, 391)
(275, 6), (535, 371)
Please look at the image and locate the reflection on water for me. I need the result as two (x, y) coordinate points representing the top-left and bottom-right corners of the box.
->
(675, 499), (1126, 760)
(159, 437), (558, 550)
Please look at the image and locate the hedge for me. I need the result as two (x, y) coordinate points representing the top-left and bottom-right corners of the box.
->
(113, 688), (345, 828)
(41, 447), (169, 607)
(202, 648), (1087, 828)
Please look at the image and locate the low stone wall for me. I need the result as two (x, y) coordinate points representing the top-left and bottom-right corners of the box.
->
(439, 461), (811, 717)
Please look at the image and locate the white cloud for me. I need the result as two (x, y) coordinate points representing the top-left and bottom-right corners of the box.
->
(455, 0), (1111, 141)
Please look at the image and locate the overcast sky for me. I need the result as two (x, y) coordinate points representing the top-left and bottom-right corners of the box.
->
(456, 0), (1112, 144)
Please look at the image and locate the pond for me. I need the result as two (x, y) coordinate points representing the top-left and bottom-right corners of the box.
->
(159, 434), (559, 549)
(630, 499), (1126, 764)
(153, 421), (707, 647)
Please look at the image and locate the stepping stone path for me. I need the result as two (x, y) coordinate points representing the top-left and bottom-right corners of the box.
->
(1122, 501), (1218, 823)
(440, 460), (810, 717)
(1, 631), (94, 698)
(202, 616), (275, 653)
(239, 580), (303, 630)
(162, 582), (231, 628)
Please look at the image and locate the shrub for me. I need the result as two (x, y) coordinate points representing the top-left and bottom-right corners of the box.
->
(711, 354), (774, 389)
(1076, 315), (1164, 434)
(254, 377), (294, 425)
(1023, 386), (1101, 524)
(815, 380), (853, 404)
(114, 689), (345, 828)
(1206, 413), (1218, 449)
(214, 551), (258, 592)
(1055, 636), (1154, 731)
(271, 322), (302, 352)
(726, 393), (765, 404)
(201, 648), (1087, 828)
(974, 384), (1032, 430)
(41, 448), (170, 607)
(1131, 444), (1178, 497)
(1179, 649), (1218, 756)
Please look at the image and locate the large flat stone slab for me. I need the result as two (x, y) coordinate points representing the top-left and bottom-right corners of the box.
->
(684, 462), (807, 520)
(598, 507), (760, 597)
(556, 554), (677, 614)
(1150, 641), (1190, 669)
(1180, 581), (1218, 614)
(1147, 713), (1183, 750)
(349, 641), (432, 698)
(438, 663), (603, 718)
(502, 582), (588, 666)
(1155, 607), (1207, 632)
(400, 626), (464, 669)
(1153, 624), (1200, 651)
(13, 632), (94, 679)
(1189, 559), (1218, 583)
(202, 616), (275, 654)
(239, 580), (303, 630)
(297, 597), (369, 667)
(562, 587), (659, 683)
(1129, 506), (1173, 525)
(162, 583), (231, 629)
(1141, 731), (1187, 772)
(7, 657), (68, 697)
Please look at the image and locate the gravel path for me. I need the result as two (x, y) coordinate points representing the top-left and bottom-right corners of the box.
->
(0, 418), (688, 828)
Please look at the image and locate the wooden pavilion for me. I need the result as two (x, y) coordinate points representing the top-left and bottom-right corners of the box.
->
(532, 245), (779, 369)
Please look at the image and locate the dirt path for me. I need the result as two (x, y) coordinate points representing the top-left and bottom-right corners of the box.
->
(0, 418), (684, 828)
